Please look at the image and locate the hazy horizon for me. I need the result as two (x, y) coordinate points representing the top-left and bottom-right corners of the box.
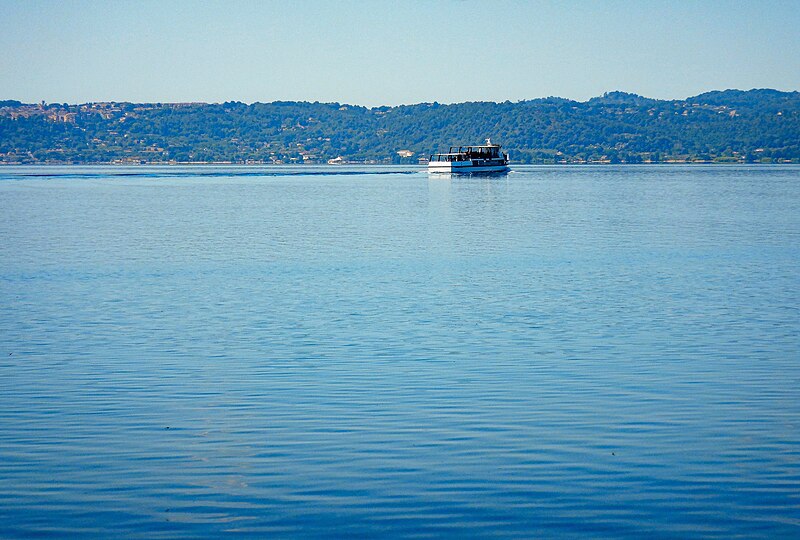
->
(6, 87), (797, 109)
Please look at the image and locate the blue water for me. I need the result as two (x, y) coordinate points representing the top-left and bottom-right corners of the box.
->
(1, 165), (798, 538)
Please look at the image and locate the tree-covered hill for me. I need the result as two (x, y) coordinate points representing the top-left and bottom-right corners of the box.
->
(1, 89), (798, 164)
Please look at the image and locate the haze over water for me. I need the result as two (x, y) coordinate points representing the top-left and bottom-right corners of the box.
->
(1, 165), (799, 537)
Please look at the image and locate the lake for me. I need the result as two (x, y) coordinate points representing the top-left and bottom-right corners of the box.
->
(1, 165), (798, 537)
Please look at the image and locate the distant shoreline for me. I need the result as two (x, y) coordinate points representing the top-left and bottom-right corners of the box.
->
(2, 89), (798, 166)
(1, 161), (798, 166)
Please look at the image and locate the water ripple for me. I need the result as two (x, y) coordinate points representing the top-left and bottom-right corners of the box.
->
(1, 165), (799, 537)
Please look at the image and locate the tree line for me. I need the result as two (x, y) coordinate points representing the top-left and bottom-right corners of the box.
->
(1, 89), (798, 164)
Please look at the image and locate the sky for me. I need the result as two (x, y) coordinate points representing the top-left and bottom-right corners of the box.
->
(2, 0), (799, 107)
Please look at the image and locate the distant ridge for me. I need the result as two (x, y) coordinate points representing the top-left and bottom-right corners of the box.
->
(1, 89), (798, 164)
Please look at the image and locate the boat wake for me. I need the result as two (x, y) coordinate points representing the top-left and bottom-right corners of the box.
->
(1, 167), (420, 181)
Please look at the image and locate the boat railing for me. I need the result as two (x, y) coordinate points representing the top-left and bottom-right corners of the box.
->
(430, 153), (471, 162)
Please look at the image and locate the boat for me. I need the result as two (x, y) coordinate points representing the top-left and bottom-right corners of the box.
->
(428, 139), (510, 174)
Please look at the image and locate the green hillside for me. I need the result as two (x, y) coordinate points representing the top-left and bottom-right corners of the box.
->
(1, 89), (798, 164)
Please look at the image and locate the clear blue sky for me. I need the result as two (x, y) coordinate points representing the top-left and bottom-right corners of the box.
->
(2, 0), (798, 106)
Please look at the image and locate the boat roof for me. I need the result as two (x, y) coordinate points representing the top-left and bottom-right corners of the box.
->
(462, 139), (500, 148)
(447, 139), (501, 149)
(477, 138), (500, 147)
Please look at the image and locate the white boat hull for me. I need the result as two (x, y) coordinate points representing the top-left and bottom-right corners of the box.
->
(427, 161), (509, 173)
